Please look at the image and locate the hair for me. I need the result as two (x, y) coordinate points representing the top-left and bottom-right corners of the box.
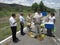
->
(28, 13), (30, 15)
(20, 13), (23, 16)
(51, 13), (55, 16)
(12, 14), (16, 17)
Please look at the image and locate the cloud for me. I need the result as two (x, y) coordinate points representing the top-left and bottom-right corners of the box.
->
(16, 0), (41, 6)
(33, 0), (41, 4)
(44, 0), (60, 3)
(43, 0), (60, 9)
(0, 0), (15, 4)
(0, 0), (41, 6)
(0, 0), (60, 9)
(16, 0), (33, 6)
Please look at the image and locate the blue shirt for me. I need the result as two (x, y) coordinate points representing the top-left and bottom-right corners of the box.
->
(19, 15), (25, 23)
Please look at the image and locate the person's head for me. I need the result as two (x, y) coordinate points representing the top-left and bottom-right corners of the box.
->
(12, 14), (16, 18)
(38, 11), (41, 15)
(51, 13), (55, 17)
(28, 14), (31, 17)
(20, 13), (23, 16)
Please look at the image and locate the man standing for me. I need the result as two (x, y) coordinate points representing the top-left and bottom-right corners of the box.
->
(33, 12), (41, 35)
(9, 14), (19, 43)
(19, 13), (25, 35)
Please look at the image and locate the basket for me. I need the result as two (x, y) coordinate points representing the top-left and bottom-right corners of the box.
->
(28, 32), (35, 38)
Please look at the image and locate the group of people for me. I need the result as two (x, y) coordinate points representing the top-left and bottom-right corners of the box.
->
(9, 13), (25, 43)
(9, 11), (56, 43)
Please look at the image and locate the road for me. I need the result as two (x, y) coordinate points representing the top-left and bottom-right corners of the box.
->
(9, 34), (57, 45)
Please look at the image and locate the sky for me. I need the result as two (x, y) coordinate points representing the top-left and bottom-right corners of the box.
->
(43, 0), (60, 9)
(0, 0), (60, 9)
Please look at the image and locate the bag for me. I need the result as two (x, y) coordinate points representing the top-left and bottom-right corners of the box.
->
(28, 32), (35, 38)
(37, 34), (45, 41)
(45, 24), (54, 29)
(52, 27), (56, 32)
(40, 24), (45, 28)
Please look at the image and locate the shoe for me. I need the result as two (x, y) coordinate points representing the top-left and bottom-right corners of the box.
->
(34, 36), (37, 38)
(45, 34), (51, 37)
(47, 35), (55, 37)
(51, 35), (55, 37)
(13, 40), (18, 43)
(21, 33), (26, 36)
(16, 38), (19, 40)
(16, 38), (20, 41)
(13, 39), (20, 43)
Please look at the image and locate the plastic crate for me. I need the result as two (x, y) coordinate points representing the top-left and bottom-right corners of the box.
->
(45, 24), (54, 29)
(42, 12), (47, 16)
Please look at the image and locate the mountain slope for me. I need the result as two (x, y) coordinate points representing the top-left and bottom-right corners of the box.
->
(0, 3), (31, 17)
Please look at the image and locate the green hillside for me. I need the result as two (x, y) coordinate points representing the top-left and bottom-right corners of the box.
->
(0, 3), (31, 17)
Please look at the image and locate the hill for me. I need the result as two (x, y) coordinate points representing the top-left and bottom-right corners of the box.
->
(0, 3), (31, 17)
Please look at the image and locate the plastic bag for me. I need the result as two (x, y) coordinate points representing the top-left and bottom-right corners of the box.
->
(52, 27), (56, 32)
(40, 24), (45, 28)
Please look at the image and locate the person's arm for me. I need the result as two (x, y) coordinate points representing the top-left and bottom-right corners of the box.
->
(13, 21), (16, 24)
(53, 16), (56, 24)
(54, 19), (56, 24)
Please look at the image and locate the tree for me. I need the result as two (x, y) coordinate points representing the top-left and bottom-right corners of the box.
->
(39, 1), (55, 12)
(32, 3), (39, 12)
(39, 1), (46, 12)
(32, 1), (55, 13)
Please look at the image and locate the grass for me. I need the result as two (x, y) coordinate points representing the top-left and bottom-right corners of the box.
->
(0, 18), (20, 41)
(0, 11), (32, 41)
(0, 27), (11, 41)
(0, 22), (9, 28)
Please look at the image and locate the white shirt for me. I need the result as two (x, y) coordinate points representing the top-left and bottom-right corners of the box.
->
(9, 16), (17, 27)
(33, 12), (42, 23)
(19, 15), (25, 23)
(49, 16), (55, 23)
(45, 21), (54, 24)
(34, 12), (40, 18)
(39, 13), (42, 17)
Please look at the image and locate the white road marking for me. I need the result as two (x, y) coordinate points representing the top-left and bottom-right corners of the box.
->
(52, 37), (60, 45)
(0, 31), (20, 44)
(51, 34), (60, 45)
